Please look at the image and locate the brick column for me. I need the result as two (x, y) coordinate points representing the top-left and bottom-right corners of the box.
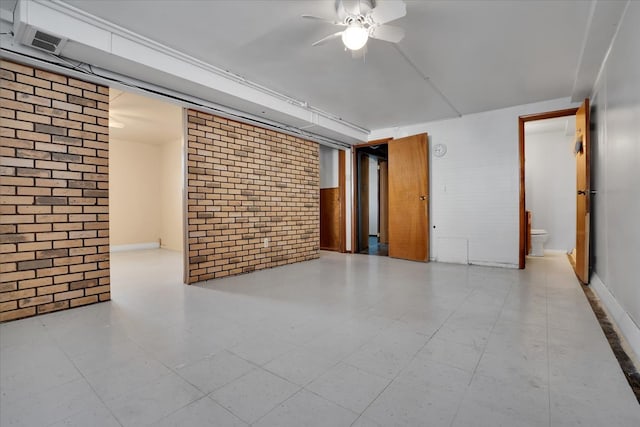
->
(185, 109), (319, 283)
(0, 60), (110, 321)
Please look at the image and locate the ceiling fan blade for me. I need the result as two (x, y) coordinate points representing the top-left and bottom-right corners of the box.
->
(369, 0), (407, 25)
(312, 31), (344, 47)
(369, 25), (405, 43)
(302, 15), (345, 25)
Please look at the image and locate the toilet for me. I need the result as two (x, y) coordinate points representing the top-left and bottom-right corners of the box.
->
(529, 229), (549, 257)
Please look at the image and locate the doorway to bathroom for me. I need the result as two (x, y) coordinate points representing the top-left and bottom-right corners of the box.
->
(518, 101), (591, 283)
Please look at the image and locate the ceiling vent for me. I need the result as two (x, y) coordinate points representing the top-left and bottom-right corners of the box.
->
(20, 27), (67, 55)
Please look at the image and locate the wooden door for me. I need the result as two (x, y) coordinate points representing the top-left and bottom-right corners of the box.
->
(320, 188), (340, 251)
(379, 160), (389, 244)
(338, 150), (346, 253)
(388, 134), (429, 261)
(574, 99), (590, 283)
(358, 153), (369, 252)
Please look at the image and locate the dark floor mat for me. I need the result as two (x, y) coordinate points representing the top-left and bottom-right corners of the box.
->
(581, 282), (640, 404)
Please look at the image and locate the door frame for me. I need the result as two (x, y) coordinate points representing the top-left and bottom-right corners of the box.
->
(518, 108), (578, 269)
(338, 150), (347, 253)
(351, 138), (391, 253)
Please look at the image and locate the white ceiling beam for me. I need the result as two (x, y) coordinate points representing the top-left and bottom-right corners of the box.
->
(7, 0), (369, 144)
(571, 0), (628, 102)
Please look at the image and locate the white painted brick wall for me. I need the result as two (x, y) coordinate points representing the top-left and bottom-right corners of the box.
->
(369, 97), (577, 267)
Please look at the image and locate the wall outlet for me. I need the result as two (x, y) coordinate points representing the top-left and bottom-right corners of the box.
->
(263, 238), (269, 248)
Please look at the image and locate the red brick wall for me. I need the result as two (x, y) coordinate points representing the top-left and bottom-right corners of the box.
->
(0, 60), (110, 321)
(186, 109), (319, 283)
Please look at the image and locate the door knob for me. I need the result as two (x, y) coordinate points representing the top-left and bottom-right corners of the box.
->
(419, 195), (427, 200)
(577, 190), (587, 195)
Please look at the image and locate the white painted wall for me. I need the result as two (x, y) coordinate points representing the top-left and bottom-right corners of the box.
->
(524, 125), (576, 252)
(319, 145), (339, 189)
(368, 156), (379, 236)
(109, 139), (162, 247)
(160, 138), (184, 252)
(590, 1), (640, 359)
(109, 137), (183, 251)
(369, 97), (576, 267)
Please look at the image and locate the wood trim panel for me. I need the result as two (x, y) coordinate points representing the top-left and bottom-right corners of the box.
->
(519, 117), (526, 269)
(379, 160), (389, 244)
(338, 150), (346, 253)
(351, 149), (357, 253)
(519, 108), (578, 123)
(320, 188), (341, 251)
(518, 107), (578, 269)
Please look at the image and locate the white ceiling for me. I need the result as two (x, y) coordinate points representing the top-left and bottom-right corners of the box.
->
(109, 89), (183, 145)
(2, 0), (626, 139)
(55, 0), (595, 130)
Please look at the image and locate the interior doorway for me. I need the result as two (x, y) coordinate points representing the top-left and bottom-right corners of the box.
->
(356, 144), (388, 256)
(353, 134), (429, 262)
(108, 88), (185, 285)
(518, 103), (590, 284)
(524, 116), (577, 256)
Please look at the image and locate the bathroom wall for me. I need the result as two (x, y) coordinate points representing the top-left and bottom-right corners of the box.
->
(369, 97), (575, 267)
(590, 1), (640, 358)
(524, 121), (576, 252)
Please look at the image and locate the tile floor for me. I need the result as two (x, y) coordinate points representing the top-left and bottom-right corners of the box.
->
(1, 250), (639, 426)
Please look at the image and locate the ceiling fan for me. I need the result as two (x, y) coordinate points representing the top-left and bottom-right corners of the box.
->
(303, 0), (407, 52)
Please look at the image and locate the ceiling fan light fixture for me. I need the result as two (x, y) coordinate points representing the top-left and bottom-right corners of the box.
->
(341, 24), (368, 50)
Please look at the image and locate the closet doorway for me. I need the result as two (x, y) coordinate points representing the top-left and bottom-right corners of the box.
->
(353, 134), (429, 262)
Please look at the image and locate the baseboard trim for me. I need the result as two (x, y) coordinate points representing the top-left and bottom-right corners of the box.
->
(469, 260), (519, 269)
(590, 273), (640, 361)
(110, 242), (160, 252)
